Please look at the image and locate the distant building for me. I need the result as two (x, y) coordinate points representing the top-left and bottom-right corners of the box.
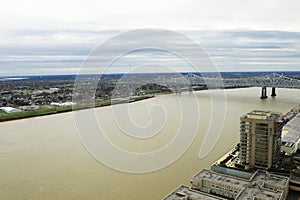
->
(239, 110), (285, 170)
(0, 107), (22, 114)
(19, 105), (40, 111)
(32, 88), (59, 95)
(50, 102), (76, 107)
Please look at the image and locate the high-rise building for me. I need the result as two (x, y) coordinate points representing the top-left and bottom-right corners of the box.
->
(239, 110), (285, 170)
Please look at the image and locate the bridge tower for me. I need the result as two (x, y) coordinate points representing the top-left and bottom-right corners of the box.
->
(260, 86), (268, 99)
(188, 85), (193, 92)
(271, 87), (276, 97)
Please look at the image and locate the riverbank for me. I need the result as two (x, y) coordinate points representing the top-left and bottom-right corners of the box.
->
(0, 85), (260, 123)
(0, 95), (155, 123)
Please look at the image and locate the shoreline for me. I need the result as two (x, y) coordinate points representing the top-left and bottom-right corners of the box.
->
(0, 85), (273, 123)
(0, 95), (155, 123)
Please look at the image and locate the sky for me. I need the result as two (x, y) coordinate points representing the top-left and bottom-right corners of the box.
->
(0, 0), (300, 75)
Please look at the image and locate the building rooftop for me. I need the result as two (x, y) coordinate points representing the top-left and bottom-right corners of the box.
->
(241, 110), (282, 121)
(282, 129), (300, 144)
(194, 169), (249, 187)
(282, 113), (300, 133)
(238, 187), (283, 200)
(281, 113), (300, 154)
(283, 105), (300, 120)
(194, 169), (287, 187)
(163, 185), (226, 200)
(192, 169), (288, 200)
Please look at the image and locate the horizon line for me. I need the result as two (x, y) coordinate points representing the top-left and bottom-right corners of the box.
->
(1, 70), (300, 77)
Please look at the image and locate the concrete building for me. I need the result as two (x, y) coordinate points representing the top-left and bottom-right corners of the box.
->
(163, 169), (289, 200)
(163, 185), (227, 200)
(239, 110), (285, 170)
(190, 169), (289, 200)
(281, 113), (300, 155)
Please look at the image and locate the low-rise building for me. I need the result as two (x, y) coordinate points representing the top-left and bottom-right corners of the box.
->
(190, 169), (289, 200)
(0, 106), (22, 114)
(164, 168), (289, 200)
(163, 185), (227, 200)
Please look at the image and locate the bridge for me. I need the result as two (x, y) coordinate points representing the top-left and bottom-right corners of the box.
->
(112, 72), (300, 99)
(183, 73), (300, 99)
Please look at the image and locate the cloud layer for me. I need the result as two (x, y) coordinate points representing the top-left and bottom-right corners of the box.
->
(0, 0), (300, 75)
(1, 29), (300, 75)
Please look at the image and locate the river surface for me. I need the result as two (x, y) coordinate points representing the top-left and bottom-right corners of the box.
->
(0, 87), (300, 200)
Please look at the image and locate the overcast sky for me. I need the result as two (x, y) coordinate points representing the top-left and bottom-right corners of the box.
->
(0, 0), (300, 75)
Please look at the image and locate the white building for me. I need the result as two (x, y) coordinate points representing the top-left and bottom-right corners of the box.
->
(0, 107), (22, 114)
(50, 102), (76, 107)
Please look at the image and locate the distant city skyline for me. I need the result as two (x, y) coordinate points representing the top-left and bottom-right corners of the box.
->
(0, 0), (300, 75)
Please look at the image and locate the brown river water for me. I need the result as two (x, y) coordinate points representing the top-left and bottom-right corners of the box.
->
(0, 87), (299, 200)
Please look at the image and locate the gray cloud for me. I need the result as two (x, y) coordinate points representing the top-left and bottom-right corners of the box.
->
(1, 29), (300, 75)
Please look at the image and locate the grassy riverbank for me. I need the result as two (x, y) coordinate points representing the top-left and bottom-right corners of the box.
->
(0, 95), (154, 122)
